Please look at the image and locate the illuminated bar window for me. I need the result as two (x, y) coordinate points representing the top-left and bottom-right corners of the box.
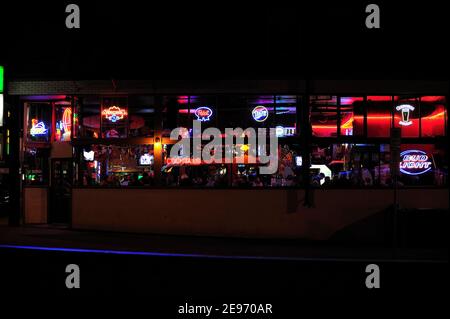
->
(101, 97), (128, 138)
(393, 96), (419, 138)
(311, 96), (337, 137)
(398, 144), (447, 186)
(128, 96), (156, 137)
(25, 102), (52, 143)
(420, 96), (446, 137)
(78, 96), (100, 138)
(216, 95), (251, 130)
(340, 97), (364, 136)
(366, 96), (392, 138)
(54, 101), (72, 142)
(274, 95), (297, 138)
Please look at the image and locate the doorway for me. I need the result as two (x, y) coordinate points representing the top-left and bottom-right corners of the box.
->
(49, 159), (72, 224)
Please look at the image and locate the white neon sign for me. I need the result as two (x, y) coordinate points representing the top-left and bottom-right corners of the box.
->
(83, 150), (95, 161)
(30, 121), (49, 136)
(139, 153), (154, 165)
(396, 104), (415, 126)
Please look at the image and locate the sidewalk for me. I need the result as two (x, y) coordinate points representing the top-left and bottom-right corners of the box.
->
(0, 224), (447, 261)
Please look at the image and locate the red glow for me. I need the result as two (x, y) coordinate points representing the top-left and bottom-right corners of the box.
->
(367, 96), (392, 102)
(420, 96), (446, 103)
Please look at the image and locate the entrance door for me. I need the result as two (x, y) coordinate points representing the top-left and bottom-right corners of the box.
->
(49, 159), (72, 224)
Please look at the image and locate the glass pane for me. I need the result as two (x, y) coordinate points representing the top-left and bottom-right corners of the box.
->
(367, 96), (392, 137)
(274, 95), (297, 137)
(26, 102), (52, 143)
(79, 96), (100, 138)
(128, 96), (155, 137)
(399, 144), (447, 186)
(54, 102), (72, 142)
(311, 96), (337, 137)
(101, 97), (128, 138)
(393, 96), (419, 137)
(340, 97), (364, 136)
(79, 144), (155, 186)
(420, 96), (446, 137)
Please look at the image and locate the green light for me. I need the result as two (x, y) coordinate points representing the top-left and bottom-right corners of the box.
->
(0, 66), (3, 93)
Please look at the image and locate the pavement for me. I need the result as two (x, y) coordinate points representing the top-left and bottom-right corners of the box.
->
(0, 224), (447, 261)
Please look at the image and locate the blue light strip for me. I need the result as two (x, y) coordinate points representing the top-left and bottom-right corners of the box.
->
(0, 244), (445, 263)
(0, 244), (291, 260)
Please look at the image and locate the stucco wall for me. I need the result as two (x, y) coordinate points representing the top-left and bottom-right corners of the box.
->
(24, 187), (48, 224)
(72, 188), (449, 239)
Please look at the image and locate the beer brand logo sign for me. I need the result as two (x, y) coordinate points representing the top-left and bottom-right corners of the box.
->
(396, 104), (415, 126)
(30, 120), (49, 136)
(194, 107), (213, 122)
(102, 106), (128, 122)
(252, 106), (269, 122)
(400, 150), (432, 175)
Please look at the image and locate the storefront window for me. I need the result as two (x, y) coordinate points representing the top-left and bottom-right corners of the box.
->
(101, 97), (128, 138)
(340, 97), (364, 136)
(23, 147), (50, 185)
(311, 96), (337, 137)
(217, 95), (254, 130)
(420, 96), (446, 137)
(25, 102), (52, 143)
(78, 144), (154, 186)
(367, 96), (392, 138)
(78, 96), (100, 138)
(398, 144), (447, 187)
(274, 95), (298, 137)
(311, 143), (391, 187)
(54, 102), (72, 142)
(393, 96), (419, 138)
(161, 142), (301, 188)
(128, 96), (155, 137)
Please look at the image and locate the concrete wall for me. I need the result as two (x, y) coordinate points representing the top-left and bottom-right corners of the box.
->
(24, 187), (48, 224)
(72, 188), (449, 239)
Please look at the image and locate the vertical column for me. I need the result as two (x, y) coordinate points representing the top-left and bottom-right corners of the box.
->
(300, 80), (312, 207)
(7, 95), (22, 225)
(153, 96), (163, 185)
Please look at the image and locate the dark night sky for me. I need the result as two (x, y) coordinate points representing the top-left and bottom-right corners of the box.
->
(0, 1), (448, 80)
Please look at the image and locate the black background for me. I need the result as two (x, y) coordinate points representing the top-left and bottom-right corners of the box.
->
(0, 0), (448, 79)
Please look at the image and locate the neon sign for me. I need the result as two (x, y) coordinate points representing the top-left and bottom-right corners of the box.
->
(30, 120), (48, 136)
(400, 150), (433, 175)
(62, 107), (72, 133)
(102, 106), (128, 122)
(83, 150), (95, 161)
(139, 153), (154, 165)
(166, 157), (202, 165)
(275, 126), (296, 137)
(252, 106), (269, 122)
(396, 104), (415, 126)
(56, 107), (72, 141)
(194, 107), (213, 122)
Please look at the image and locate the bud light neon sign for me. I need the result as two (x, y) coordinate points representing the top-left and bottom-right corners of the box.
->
(195, 107), (213, 122)
(399, 150), (433, 175)
(396, 104), (415, 126)
(252, 106), (269, 122)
